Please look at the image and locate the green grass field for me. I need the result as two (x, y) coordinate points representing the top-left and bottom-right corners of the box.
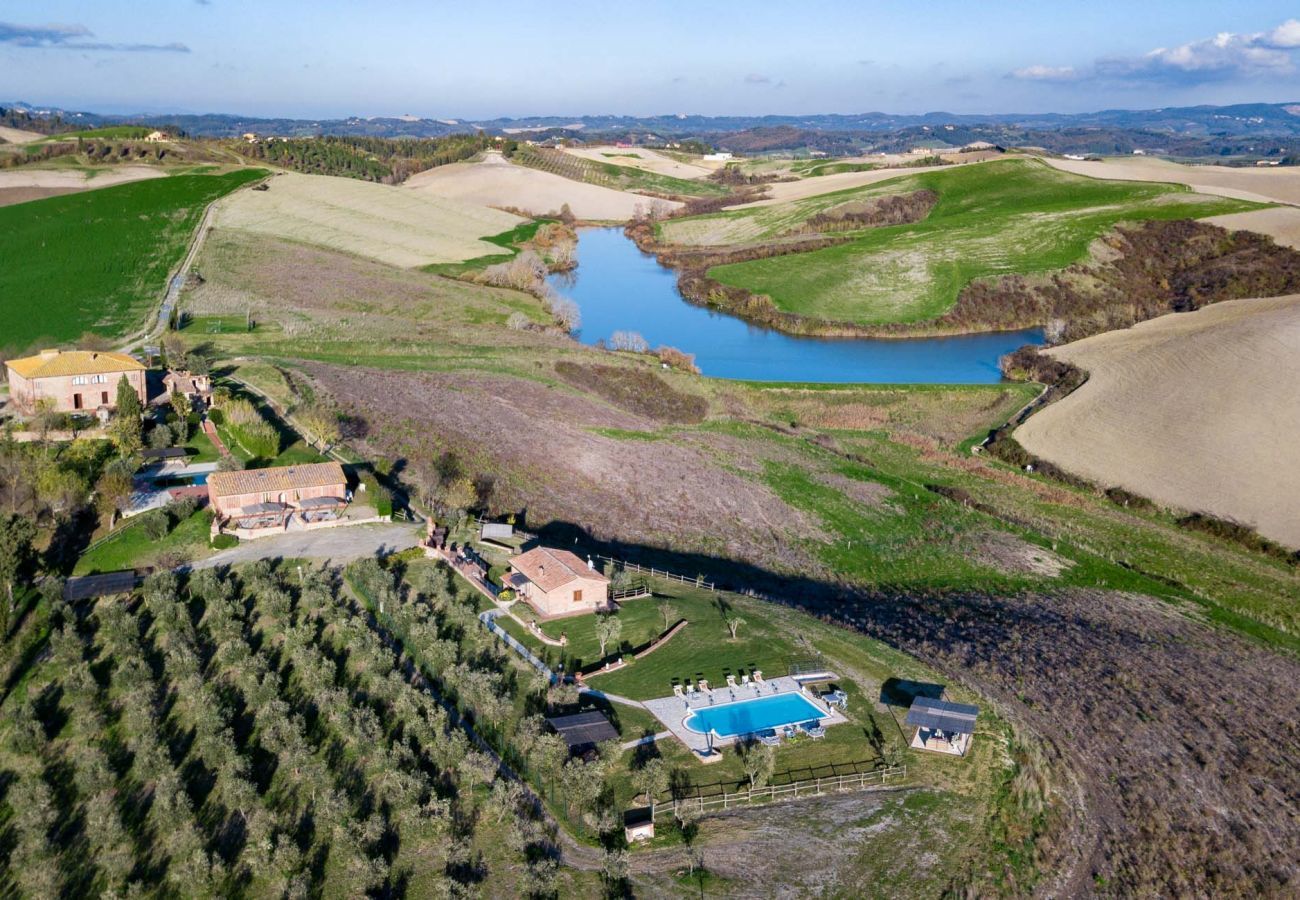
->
(37, 126), (155, 141)
(663, 158), (1260, 326)
(73, 507), (214, 575)
(0, 168), (265, 350)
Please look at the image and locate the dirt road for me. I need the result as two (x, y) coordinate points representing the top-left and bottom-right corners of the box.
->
(194, 523), (421, 569)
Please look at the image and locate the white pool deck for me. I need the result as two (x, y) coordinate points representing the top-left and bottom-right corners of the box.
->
(642, 674), (848, 757)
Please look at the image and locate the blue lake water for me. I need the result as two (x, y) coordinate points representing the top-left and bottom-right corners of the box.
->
(548, 227), (1043, 384)
(684, 692), (827, 738)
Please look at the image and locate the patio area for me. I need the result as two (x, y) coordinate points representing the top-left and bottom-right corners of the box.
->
(642, 673), (848, 759)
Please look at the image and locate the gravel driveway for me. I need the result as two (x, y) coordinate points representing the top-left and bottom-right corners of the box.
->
(193, 523), (421, 569)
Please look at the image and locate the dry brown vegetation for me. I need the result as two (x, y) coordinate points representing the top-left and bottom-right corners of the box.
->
(942, 219), (1300, 341)
(836, 587), (1300, 896)
(303, 364), (824, 573)
(553, 361), (708, 424)
(788, 189), (938, 235)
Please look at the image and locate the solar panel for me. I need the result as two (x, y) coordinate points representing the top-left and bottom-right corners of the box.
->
(546, 711), (619, 749)
(64, 571), (139, 601)
(905, 697), (979, 734)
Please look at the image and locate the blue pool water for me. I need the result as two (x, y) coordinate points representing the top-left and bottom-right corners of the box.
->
(684, 692), (827, 738)
(154, 472), (209, 488)
(548, 227), (1043, 384)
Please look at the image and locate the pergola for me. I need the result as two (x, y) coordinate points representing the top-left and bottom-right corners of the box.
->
(297, 495), (347, 522)
(232, 501), (292, 530)
(906, 697), (979, 756)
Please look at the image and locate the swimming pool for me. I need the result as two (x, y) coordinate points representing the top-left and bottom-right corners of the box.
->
(154, 472), (209, 488)
(684, 692), (827, 738)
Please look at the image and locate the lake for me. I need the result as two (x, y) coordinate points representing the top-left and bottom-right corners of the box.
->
(548, 227), (1043, 384)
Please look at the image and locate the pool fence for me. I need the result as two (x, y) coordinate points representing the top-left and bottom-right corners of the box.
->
(650, 764), (907, 820)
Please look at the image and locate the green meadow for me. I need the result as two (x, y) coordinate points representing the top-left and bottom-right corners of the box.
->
(0, 168), (264, 350)
(664, 158), (1260, 326)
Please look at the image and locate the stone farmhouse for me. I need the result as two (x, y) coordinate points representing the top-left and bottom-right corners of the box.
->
(208, 461), (349, 532)
(507, 546), (611, 618)
(4, 349), (147, 415)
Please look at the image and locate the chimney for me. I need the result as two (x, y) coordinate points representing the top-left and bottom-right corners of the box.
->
(538, 564), (545, 577)
(587, 556), (596, 570)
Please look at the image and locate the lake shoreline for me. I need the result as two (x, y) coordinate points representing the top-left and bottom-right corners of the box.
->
(624, 219), (1051, 341)
(550, 227), (1043, 384)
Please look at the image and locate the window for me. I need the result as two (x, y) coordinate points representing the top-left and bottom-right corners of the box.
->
(71, 376), (87, 385)
(573, 589), (583, 604)
(92, 374), (108, 384)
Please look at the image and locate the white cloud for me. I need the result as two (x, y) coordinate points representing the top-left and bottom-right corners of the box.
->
(744, 73), (771, 84)
(1013, 18), (1300, 86)
(1009, 64), (1079, 82)
(1261, 18), (1300, 49)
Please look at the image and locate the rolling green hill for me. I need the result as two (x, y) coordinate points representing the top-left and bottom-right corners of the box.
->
(0, 168), (265, 350)
(667, 159), (1261, 326)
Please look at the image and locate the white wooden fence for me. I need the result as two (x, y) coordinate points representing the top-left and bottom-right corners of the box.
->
(650, 764), (905, 820)
(596, 555), (715, 592)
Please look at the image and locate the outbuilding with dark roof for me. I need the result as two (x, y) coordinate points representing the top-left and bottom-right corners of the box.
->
(906, 697), (979, 756)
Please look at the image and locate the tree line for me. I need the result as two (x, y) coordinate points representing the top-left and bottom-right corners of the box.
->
(233, 133), (495, 184)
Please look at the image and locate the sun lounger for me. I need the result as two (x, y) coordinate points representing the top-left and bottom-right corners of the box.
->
(726, 674), (737, 688)
(699, 679), (709, 693)
(759, 731), (782, 747)
(753, 670), (764, 684)
(741, 674), (750, 686)
(805, 724), (826, 739)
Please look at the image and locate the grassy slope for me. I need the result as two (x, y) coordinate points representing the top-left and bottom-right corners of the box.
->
(183, 229), (1300, 649)
(0, 168), (265, 348)
(673, 159), (1260, 326)
(73, 507), (214, 575)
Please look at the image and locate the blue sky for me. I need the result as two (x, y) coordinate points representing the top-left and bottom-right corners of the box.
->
(4, 1), (1300, 118)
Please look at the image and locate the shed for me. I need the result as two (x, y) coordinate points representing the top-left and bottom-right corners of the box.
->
(906, 697), (978, 756)
(624, 807), (655, 843)
(546, 710), (619, 754)
(481, 522), (514, 543)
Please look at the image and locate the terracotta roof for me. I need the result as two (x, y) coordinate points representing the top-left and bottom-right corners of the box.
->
(208, 461), (346, 498)
(6, 349), (146, 380)
(510, 546), (608, 593)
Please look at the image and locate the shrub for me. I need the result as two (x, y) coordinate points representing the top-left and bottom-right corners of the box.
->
(1176, 513), (1298, 564)
(211, 533), (238, 550)
(166, 496), (198, 525)
(655, 346), (700, 374)
(1104, 487), (1155, 510)
(233, 420), (280, 460)
(206, 409), (225, 426)
(140, 510), (170, 541)
(487, 564), (507, 587)
(498, 588), (515, 602)
(147, 424), (175, 450)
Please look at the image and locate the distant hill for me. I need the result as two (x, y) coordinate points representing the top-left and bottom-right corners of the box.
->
(7, 100), (1300, 159)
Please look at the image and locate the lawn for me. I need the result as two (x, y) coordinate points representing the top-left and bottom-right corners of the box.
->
(0, 167), (265, 349)
(670, 158), (1261, 326)
(73, 506), (214, 575)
